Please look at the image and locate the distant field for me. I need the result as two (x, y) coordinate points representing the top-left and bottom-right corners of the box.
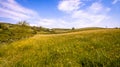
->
(52, 27), (104, 34)
(0, 29), (120, 67)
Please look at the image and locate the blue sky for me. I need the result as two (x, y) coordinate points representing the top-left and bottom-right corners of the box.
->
(0, 0), (120, 28)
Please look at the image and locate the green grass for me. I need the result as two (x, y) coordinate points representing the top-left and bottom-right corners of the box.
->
(0, 29), (120, 67)
(0, 23), (36, 44)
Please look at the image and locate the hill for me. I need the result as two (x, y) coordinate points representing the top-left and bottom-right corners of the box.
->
(0, 22), (54, 44)
(0, 22), (36, 44)
(0, 29), (120, 67)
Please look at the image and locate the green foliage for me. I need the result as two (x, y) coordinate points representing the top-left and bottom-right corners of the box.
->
(31, 26), (55, 34)
(0, 29), (120, 67)
(72, 27), (75, 30)
(17, 21), (29, 26)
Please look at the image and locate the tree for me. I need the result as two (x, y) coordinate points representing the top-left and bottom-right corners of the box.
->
(72, 27), (75, 30)
(17, 21), (29, 26)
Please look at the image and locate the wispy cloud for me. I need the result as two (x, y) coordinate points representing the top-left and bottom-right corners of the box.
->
(58, 0), (111, 28)
(0, 0), (39, 21)
(112, 0), (120, 4)
(58, 0), (83, 13)
(72, 2), (110, 23)
(30, 18), (69, 28)
(0, 0), (58, 27)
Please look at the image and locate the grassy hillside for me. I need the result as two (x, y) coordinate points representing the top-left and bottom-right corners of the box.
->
(0, 29), (120, 67)
(0, 22), (36, 44)
(0, 22), (53, 44)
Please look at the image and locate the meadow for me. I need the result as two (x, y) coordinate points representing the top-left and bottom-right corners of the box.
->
(0, 29), (120, 67)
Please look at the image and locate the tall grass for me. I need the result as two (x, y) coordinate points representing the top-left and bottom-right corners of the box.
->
(0, 29), (120, 67)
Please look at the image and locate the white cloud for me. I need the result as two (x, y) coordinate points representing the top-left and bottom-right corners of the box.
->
(0, 0), (65, 28)
(33, 18), (69, 28)
(58, 0), (82, 13)
(0, 0), (39, 21)
(0, 8), (30, 20)
(88, 2), (104, 14)
(58, 1), (111, 28)
(72, 2), (110, 23)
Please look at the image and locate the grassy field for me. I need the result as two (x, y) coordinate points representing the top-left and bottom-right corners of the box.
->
(0, 29), (120, 67)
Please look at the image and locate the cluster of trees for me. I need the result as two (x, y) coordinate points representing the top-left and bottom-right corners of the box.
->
(17, 21), (29, 26)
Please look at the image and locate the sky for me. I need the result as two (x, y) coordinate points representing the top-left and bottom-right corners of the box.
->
(0, 0), (120, 28)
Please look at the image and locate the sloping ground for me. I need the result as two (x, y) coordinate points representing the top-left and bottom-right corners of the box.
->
(0, 29), (120, 67)
(0, 23), (36, 44)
